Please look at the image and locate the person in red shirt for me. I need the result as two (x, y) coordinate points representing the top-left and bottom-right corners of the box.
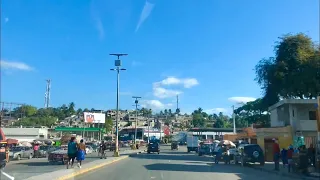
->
(287, 145), (294, 172)
(272, 138), (280, 171)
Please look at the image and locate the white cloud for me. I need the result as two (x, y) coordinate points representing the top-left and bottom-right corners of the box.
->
(135, 0), (155, 32)
(205, 108), (228, 114)
(5, 18), (9, 23)
(228, 97), (256, 104)
(153, 86), (182, 99)
(152, 76), (198, 99)
(158, 77), (199, 88)
(0, 60), (33, 71)
(141, 100), (172, 110)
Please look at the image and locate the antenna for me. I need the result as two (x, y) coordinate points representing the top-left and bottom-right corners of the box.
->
(176, 95), (180, 115)
(44, 79), (51, 108)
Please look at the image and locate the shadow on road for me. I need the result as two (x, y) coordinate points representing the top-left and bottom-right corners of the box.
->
(129, 153), (213, 162)
(14, 162), (51, 167)
(144, 163), (247, 179)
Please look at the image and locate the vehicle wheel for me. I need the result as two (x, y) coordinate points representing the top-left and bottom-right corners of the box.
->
(158, 152), (160, 154)
(29, 154), (33, 159)
(260, 161), (265, 166)
(147, 151), (150, 154)
(17, 155), (21, 161)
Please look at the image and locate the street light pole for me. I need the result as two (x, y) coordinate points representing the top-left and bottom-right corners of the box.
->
(110, 53), (127, 157)
(232, 105), (236, 134)
(132, 96), (141, 145)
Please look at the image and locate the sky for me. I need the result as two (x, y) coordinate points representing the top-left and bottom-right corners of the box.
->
(1, 0), (319, 115)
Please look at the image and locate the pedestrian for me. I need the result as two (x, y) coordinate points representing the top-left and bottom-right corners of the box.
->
(307, 144), (315, 167)
(76, 139), (86, 168)
(215, 146), (223, 164)
(67, 137), (77, 169)
(272, 138), (280, 171)
(287, 145), (294, 173)
(33, 143), (40, 158)
(281, 148), (288, 168)
(99, 141), (107, 159)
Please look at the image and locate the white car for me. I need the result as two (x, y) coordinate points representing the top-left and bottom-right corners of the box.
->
(85, 145), (93, 154)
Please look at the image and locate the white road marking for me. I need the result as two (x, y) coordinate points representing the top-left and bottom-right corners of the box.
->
(1, 171), (15, 180)
(161, 172), (164, 179)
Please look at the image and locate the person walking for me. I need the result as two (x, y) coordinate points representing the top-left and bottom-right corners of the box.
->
(273, 138), (280, 171)
(99, 141), (107, 159)
(33, 143), (40, 158)
(76, 139), (86, 168)
(67, 137), (78, 169)
(281, 148), (288, 168)
(307, 144), (316, 167)
(287, 145), (294, 172)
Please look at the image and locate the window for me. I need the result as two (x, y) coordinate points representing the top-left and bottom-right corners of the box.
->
(309, 111), (316, 120)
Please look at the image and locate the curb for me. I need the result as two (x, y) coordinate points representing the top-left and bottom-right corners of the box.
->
(249, 165), (318, 180)
(57, 156), (129, 180)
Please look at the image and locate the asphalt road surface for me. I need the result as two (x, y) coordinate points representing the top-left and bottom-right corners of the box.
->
(0, 148), (130, 180)
(74, 145), (293, 180)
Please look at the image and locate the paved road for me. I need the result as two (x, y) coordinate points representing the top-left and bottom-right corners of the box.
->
(75, 145), (293, 180)
(0, 148), (131, 180)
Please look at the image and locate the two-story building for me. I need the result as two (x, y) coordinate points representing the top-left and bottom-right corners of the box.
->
(268, 99), (317, 137)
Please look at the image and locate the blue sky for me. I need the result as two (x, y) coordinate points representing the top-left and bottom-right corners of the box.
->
(1, 0), (319, 115)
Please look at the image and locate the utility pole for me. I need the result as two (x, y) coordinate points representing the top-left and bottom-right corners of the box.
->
(110, 53), (127, 157)
(316, 96), (320, 166)
(232, 105), (236, 134)
(132, 96), (141, 145)
(44, 79), (51, 108)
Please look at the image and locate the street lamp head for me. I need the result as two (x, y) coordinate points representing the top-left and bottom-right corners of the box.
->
(110, 69), (116, 71)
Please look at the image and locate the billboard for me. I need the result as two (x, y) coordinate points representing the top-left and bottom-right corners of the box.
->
(84, 112), (106, 123)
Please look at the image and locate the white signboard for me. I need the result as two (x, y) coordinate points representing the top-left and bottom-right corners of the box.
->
(84, 112), (106, 123)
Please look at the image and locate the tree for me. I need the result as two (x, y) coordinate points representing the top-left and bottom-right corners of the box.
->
(76, 108), (83, 115)
(255, 33), (320, 106)
(104, 117), (113, 134)
(14, 116), (57, 127)
(234, 98), (270, 128)
(12, 105), (37, 118)
(191, 108), (208, 127)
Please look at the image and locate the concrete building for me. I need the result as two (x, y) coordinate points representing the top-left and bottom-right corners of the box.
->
(268, 99), (317, 136)
(2, 127), (49, 142)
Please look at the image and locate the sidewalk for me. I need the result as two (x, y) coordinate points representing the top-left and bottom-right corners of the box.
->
(24, 149), (145, 180)
(248, 162), (320, 180)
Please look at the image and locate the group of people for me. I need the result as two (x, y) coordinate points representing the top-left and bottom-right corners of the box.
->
(273, 139), (316, 173)
(67, 137), (86, 169)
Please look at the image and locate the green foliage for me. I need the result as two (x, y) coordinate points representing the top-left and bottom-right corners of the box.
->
(14, 116), (58, 127)
(255, 33), (320, 106)
(104, 117), (113, 133)
(10, 102), (89, 127)
(234, 98), (270, 128)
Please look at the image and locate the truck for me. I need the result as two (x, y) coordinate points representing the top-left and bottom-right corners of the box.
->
(187, 134), (199, 153)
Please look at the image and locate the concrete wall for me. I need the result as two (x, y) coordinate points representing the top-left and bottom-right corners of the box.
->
(270, 103), (317, 132)
(2, 128), (48, 142)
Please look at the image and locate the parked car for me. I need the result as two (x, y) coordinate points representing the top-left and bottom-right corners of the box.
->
(39, 145), (59, 158)
(85, 145), (93, 154)
(198, 143), (214, 156)
(234, 144), (265, 166)
(9, 146), (34, 160)
(48, 149), (68, 165)
(147, 142), (160, 154)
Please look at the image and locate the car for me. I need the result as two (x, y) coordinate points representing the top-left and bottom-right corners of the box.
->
(234, 144), (265, 166)
(39, 145), (59, 158)
(9, 146), (34, 160)
(198, 143), (214, 156)
(147, 142), (160, 154)
(48, 149), (68, 165)
(85, 145), (93, 154)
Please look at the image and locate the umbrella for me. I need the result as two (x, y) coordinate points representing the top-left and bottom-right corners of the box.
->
(219, 140), (236, 147)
